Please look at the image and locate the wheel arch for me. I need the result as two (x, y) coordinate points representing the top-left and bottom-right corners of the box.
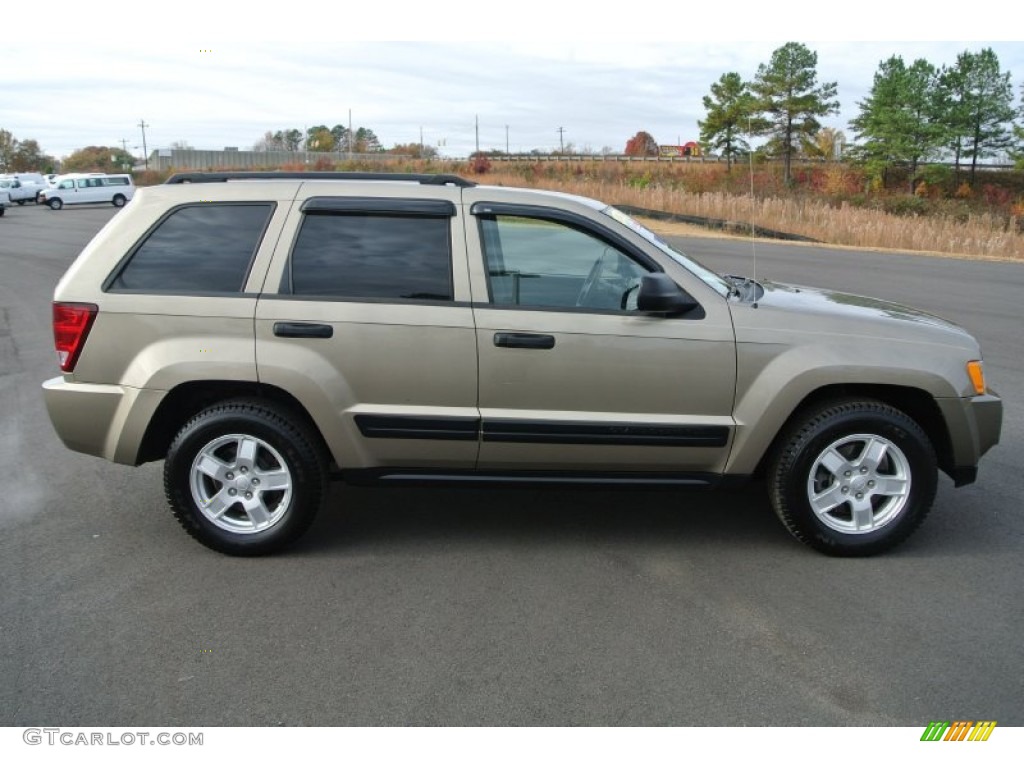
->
(750, 383), (953, 480)
(136, 380), (332, 468)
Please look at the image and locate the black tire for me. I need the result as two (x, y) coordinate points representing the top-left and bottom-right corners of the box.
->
(16, 200), (25, 206)
(768, 399), (937, 556)
(164, 400), (327, 556)
(112, 194), (126, 207)
(48, 198), (63, 210)
(0, 207), (4, 217)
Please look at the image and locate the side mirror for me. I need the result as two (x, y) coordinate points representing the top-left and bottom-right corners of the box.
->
(637, 273), (700, 316)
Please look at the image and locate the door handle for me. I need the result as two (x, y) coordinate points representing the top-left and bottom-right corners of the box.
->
(273, 322), (333, 339)
(493, 332), (555, 349)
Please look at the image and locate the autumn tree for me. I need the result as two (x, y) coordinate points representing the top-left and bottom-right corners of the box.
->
(802, 127), (846, 161)
(352, 127), (382, 153)
(938, 48), (1016, 184)
(850, 56), (945, 192)
(750, 42), (839, 185)
(306, 125), (336, 152)
(388, 142), (438, 159)
(698, 72), (755, 169)
(624, 131), (658, 156)
(0, 129), (56, 172)
(62, 146), (136, 173)
(330, 124), (350, 152)
(0, 129), (16, 170)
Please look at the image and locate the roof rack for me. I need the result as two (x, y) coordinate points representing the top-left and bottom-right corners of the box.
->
(164, 171), (476, 188)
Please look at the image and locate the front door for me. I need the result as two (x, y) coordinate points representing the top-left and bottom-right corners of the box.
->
(464, 195), (737, 475)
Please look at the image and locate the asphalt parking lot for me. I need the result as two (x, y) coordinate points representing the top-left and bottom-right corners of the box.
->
(1, 202), (1022, 726)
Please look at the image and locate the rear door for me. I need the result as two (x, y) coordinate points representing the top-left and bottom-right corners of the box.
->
(254, 183), (479, 473)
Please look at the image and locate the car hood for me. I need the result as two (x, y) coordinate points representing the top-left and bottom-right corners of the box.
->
(739, 279), (977, 348)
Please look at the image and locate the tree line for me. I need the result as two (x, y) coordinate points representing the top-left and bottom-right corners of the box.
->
(698, 42), (1023, 189)
(251, 125), (437, 159)
(0, 129), (57, 172)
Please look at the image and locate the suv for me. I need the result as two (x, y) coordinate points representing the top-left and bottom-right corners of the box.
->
(42, 172), (1002, 556)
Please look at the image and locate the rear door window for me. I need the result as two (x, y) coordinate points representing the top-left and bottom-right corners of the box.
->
(288, 207), (453, 301)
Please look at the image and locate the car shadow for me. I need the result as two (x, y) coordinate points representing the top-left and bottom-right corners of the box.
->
(292, 480), (794, 556)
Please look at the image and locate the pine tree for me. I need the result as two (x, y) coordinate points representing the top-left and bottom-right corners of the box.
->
(850, 56), (945, 192)
(750, 42), (839, 185)
(698, 72), (755, 170)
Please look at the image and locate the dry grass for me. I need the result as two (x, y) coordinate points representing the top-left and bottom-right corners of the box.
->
(470, 172), (1024, 261)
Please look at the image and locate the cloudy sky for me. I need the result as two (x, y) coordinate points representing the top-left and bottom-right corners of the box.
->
(4, 4), (1022, 161)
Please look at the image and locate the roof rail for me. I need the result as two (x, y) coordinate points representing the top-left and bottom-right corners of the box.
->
(164, 171), (476, 188)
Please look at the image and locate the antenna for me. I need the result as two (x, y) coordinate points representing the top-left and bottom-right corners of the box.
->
(748, 115), (756, 285)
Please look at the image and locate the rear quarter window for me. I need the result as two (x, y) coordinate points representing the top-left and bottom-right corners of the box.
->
(107, 203), (274, 293)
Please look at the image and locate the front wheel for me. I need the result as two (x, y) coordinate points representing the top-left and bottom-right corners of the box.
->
(164, 401), (327, 556)
(112, 194), (126, 207)
(768, 399), (937, 556)
(48, 198), (63, 210)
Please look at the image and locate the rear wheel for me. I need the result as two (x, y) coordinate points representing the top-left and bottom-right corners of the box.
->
(48, 198), (63, 210)
(112, 194), (126, 207)
(16, 200), (25, 206)
(164, 401), (327, 556)
(768, 399), (937, 556)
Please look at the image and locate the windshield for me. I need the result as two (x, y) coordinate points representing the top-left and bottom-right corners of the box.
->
(600, 206), (732, 297)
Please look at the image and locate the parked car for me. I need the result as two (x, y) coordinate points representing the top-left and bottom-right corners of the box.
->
(0, 176), (43, 205)
(42, 172), (1002, 557)
(37, 173), (134, 209)
(0, 187), (9, 215)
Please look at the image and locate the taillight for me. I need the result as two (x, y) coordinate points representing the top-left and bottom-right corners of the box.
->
(53, 302), (98, 372)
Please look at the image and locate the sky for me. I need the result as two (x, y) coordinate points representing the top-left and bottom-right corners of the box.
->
(4, 3), (1023, 162)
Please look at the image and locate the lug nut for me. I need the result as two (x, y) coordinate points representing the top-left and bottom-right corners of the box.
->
(252, 478), (260, 486)
(228, 489), (237, 496)
(240, 466), (248, 474)
(226, 472), (234, 480)
(868, 480), (875, 488)
(844, 471), (852, 477)
(855, 493), (863, 500)
(245, 492), (252, 499)
(841, 486), (849, 494)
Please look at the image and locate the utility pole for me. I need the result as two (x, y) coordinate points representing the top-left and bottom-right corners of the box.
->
(505, 125), (509, 156)
(557, 126), (565, 155)
(475, 115), (480, 155)
(138, 119), (149, 169)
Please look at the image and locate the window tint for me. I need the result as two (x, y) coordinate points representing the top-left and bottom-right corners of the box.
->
(290, 213), (452, 301)
(109, 204), (273, 293)
(479, 215), (648, 311)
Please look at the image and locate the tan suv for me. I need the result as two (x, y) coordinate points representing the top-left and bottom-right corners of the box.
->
(42, 172), (1002, 556)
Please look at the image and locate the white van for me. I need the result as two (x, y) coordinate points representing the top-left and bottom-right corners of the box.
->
(39, 173), (135, 210)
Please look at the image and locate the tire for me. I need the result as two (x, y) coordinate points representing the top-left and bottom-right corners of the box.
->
(164, 400), (327, 556)
(48, 198), (63, 210)
(0, 207), (4, 217)
(112, 194), (126, 207)
(768, 399), (937, 556)
(16, 200), (25, 206)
